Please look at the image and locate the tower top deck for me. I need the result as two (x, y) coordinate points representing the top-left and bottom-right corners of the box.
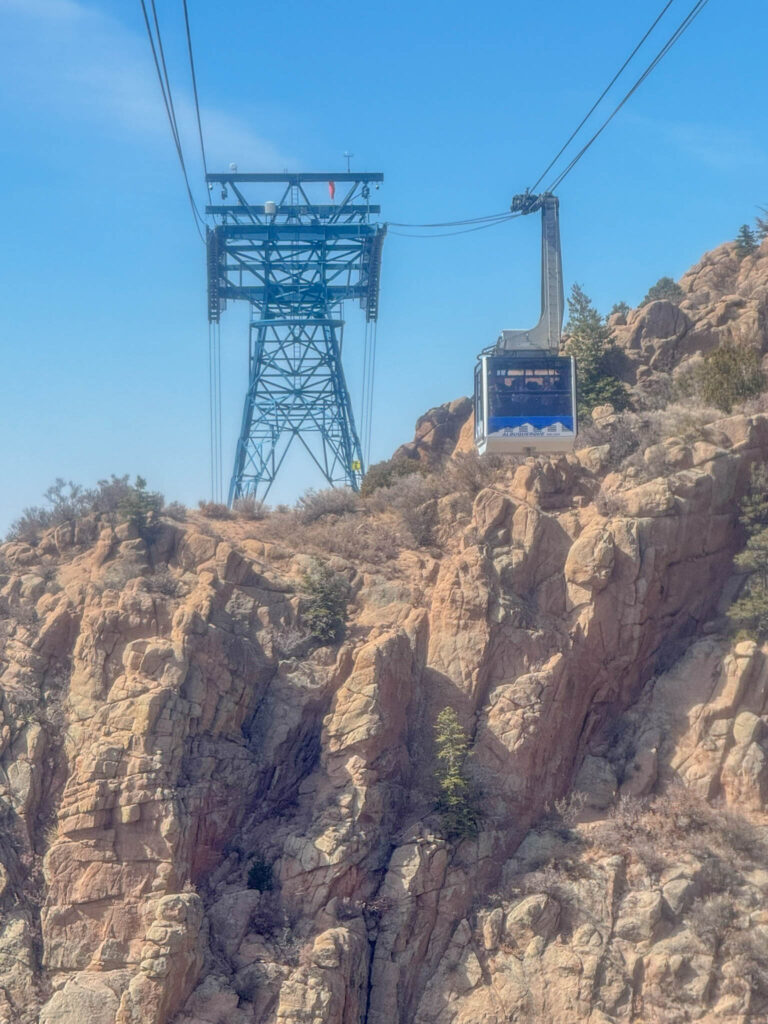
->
(206, 172), (384, 183)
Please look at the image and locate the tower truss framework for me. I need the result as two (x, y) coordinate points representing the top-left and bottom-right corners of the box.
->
(205, 172), (386, 503)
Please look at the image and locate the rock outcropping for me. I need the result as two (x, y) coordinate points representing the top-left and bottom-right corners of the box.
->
(2, 236), (768, 1024)
(610, 239), (768, 403)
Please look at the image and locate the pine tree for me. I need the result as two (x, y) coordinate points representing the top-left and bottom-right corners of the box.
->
(756, 208), (768, 242)
(735, 224), (758, 258)
(728, 465), (768, 641)
(564, 284), (629, 420)
(117, 476), (163, 533)
(301, 559), (351, 644)
(641, 276), (684, 306)
(433, 708), (478, 840)
(739, 464), (768, 535)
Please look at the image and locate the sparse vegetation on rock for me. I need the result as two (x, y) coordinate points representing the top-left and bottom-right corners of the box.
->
(7, 473), (163, 541)
(677, 341), (766, 413)
(3, 233), (768, 1024)
(232, 495), (266, 520)
(296, 486), (358, 523)
(729, 463), (768, 640)
(360, 455), (422, 496)
(197, 500), (234, 519)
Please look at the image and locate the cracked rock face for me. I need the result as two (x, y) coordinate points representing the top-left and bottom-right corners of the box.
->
(2, 405), (768, 1023)
(609, 238), (768, 401)
(2, 241), (768, 1023)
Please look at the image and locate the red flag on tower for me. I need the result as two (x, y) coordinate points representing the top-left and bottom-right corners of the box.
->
(328, 180), (336, 201)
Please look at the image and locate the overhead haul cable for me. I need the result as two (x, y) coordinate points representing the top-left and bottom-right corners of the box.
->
(182, 0), (209, 182)
(393, 0), (712, 237)
(543, 0), (711, 192)
(529, 0), (678, 193)
(178, 0), (221, 501)
(138, 0), (206, 241)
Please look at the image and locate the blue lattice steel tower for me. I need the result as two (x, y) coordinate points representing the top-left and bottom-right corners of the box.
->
(205, 171), (385, 503)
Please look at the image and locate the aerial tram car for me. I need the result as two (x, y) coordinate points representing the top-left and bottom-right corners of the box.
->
(475, 192), (577, 455)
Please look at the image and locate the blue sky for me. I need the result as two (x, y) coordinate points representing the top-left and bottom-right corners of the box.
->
(1, 0), (766, 530)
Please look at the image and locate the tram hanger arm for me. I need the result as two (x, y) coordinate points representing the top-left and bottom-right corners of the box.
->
(495, 192), (564, 357)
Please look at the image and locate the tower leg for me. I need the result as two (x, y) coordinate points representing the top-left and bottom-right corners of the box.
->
(229, 317), (364, 504)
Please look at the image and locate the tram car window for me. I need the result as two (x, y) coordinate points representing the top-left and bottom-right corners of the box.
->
(475, 354), (577, 455)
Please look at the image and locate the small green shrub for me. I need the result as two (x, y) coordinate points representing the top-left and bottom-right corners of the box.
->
(247, 856), (274, 891)
(232, 495), (266, 520)
(119, 476), (163, 532)
(198, 500), (234, 520)
(301, 558), (351, 644)
(360, 456), (423, 497)
(434, 707), (479, 840)
(610, 301), (631, 317)
(641, 276), (684, 306)
(678, 343), (766, 414)
(164, 501), (187, 521)
(296, 487), (358, 523)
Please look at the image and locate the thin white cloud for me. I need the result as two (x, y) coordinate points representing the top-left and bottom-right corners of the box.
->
(624, 112), (767, 171)
(0, 0), (291, 171)
(0, 0), (84, 18)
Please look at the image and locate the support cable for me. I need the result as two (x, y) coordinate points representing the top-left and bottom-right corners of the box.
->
(138, 0), (206, 241)
(544, 0), (711, 193)
(360, 320), (371, 458)
(388, 211), (513, 229)
(388, 214), (519, 238)
(529, 0), (677, 193)
(208, 322), (216, 500)
(366, 320), (378, 464)
(181, 0), (209, 180)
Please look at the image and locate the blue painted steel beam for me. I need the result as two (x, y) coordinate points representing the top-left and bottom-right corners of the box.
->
(206, 172), (383, 183)
(218, 224), (378, 239)
(206, 204), (380, 217)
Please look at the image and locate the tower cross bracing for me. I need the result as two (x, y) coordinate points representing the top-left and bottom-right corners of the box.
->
(205, 172), (386, 503)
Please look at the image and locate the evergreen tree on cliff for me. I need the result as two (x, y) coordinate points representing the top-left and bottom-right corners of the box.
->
(735, 224), (758, 257)
(641, 276), (684, 305)
(434, 708), (478, 839)
(564, 284), (629, 421)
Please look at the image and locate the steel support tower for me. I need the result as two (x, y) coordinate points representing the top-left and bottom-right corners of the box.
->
(205, 171), (386, 503)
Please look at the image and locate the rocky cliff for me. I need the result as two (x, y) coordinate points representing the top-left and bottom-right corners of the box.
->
(2, 236), (768, 1024)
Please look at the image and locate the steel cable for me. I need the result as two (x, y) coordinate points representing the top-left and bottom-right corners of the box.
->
(182, 0), (209, 181)
(529, 0), (678, 193)
(139, 0), (206, 240)
(545, 0), (711, 193)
